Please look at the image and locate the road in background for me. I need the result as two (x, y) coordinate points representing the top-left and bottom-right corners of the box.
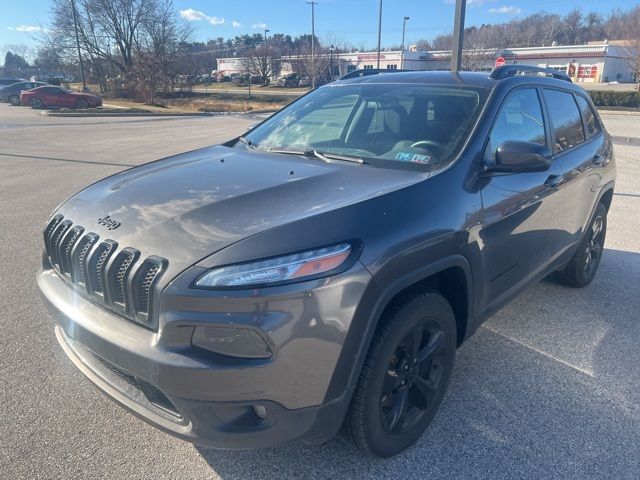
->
(1, 105), (638, 479)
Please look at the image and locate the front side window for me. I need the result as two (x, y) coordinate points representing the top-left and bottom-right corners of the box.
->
(543, 89), (585, 153)
(488, 88), (546, 159)
(575, 95), (600, 139)
(242, 83), (488, 168)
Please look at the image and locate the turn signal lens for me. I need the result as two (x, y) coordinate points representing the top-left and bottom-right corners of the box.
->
(195, 243), (352, 288)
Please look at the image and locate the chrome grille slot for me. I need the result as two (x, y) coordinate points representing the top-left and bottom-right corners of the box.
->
(43, 214), (63, 259)
(88, 240), (117, 298)
(58, 225), (84, 276)
(49, 220), (72, 267)
(107, 248), (139, 310)
(72, 232), (98, 287)
(132, 257), (166, 323)
(42, 216), (167, 329)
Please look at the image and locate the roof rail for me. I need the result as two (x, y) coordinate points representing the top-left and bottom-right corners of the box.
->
(490, 65), (572, 83)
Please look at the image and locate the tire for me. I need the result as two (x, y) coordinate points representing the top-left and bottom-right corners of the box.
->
(30, 97), (43, 109)
(555, 203), (607, 288)
(9, 95), (20, 106)
(76, 98), (89, 109)
(346, 289), (457, 457)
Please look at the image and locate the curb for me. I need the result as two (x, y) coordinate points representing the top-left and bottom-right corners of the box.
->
(40, 109), (277, 118)
(597, 109), (640, 116)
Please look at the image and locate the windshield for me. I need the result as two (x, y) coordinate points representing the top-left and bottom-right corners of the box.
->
(242, 82), (488, 168)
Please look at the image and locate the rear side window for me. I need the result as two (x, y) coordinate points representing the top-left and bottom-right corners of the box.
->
(543, 89), (585, 153)
(575, 95), (600, 138)
(489, 88), (546, 158)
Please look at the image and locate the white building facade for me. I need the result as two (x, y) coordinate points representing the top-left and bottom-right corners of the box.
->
(215, 42), (636, 84)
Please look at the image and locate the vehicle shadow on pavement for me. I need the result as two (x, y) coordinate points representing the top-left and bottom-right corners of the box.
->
(196, 248), (640, 480)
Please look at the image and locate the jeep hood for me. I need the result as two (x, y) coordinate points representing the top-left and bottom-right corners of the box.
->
(56, 145), (428, 279)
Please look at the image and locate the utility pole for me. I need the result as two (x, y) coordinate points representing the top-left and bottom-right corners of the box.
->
(451, 0), (466, 72)
(307, 1), (318, 88)
(401, 16), (409, 70)
(70, 0), (87, 91)
(329, 44), (334, 81)
(264, 28), (270, 85)
(376, 0), (383, 69)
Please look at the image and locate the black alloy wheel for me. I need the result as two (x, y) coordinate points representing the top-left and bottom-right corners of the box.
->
(346, 290), (457, 457)
(555, 202), (607, 287)
(76, 98), (90, 109)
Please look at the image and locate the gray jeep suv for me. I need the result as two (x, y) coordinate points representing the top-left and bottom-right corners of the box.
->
(38, 66), (615, 457)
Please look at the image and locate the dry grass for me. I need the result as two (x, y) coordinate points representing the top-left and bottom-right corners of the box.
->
(104, 93), (292, 113)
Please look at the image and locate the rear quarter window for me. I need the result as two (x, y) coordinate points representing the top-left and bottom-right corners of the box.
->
(575, 95), (600, 139)
(543, 89), (585, 153)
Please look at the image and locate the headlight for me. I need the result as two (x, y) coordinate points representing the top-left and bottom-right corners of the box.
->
(194, 243), (354, 288)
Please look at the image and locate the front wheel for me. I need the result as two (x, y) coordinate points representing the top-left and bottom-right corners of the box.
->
(346, 290), (457, 457)
(555, 203), (607, 287)
(9, 95), (20, 106)
(75, 98), (89, 109)
(30, 97), (43, 109)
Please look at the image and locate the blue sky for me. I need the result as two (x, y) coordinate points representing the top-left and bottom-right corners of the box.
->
(0, 0), (634, 51)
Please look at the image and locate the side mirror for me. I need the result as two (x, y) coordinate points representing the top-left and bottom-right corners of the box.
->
(485, 141), (552, 174)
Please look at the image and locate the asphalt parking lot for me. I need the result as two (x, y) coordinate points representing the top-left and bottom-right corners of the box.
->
(1, 104), (638, 479)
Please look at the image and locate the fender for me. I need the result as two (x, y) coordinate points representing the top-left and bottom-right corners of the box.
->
(322, 254), (474, 404)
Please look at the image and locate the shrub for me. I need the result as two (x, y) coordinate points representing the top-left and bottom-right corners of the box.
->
(588, 90), (640, 108)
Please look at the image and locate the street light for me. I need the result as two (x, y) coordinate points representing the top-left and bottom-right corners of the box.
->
(329, 44), (334, 81)
(401, 16), (410, 70)
(401, 16), (410, 52)
(264, 29), (270, 46)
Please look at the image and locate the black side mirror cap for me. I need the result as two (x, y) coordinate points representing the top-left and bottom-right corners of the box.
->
(484, 141), (552, 174)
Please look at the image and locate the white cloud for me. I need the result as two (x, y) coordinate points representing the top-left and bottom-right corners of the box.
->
(179, 8), (208, 21)
(232, 21), (242, 28)
(252, 23), (267, 29)
(179, 8), (225, 26)
(488, 5), (522, 14)
(7, 25), (43, 32)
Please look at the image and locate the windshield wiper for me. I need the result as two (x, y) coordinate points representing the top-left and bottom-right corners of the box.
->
(267, 148), (366, 165)
(237, 135), (256, 149)
(312, 150), (366, 165)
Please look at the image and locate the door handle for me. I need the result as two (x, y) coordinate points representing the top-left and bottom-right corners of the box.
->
(592, 154), (607, 166)
(544, 174), (563, 189)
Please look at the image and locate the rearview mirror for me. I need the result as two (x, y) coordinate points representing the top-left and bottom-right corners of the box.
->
(486, 141), (552, 174)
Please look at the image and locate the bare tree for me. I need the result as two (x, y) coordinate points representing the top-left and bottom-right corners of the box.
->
(613, 7), (640, 88)
(240, 44), (281, 85)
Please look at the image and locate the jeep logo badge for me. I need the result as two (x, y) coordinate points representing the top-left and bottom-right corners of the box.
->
(97, 215), (122, 230)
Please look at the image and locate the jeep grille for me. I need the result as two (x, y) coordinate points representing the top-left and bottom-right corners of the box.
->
(43, 215), (167, 329)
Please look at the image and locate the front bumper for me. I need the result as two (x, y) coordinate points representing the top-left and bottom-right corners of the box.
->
(38, 262), (372, 448)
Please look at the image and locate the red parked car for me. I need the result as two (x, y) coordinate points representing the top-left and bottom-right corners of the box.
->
(20, 86), (102, 109)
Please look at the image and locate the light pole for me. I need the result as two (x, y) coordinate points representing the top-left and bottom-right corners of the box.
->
(329, 44), (334, 81)
(451, 0), (466, 72)
(263, 29), (270, 85)
(307, 1), (317, 88)
(70, 0), (87, 91)
(376, 0), (383, 69)
(401, 16), (409, 70)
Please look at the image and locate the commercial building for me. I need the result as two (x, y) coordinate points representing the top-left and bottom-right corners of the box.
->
(216, 41), (637, 84)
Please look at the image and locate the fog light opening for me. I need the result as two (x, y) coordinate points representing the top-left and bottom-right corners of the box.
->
(253, 405), (267, 420)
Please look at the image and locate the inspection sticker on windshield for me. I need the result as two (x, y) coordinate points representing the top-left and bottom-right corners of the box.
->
(395, 152), (431, 164)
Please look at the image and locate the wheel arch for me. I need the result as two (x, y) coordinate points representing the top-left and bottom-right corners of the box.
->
(323, 254), (474, 404)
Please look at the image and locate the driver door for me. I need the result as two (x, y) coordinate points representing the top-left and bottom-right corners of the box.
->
(479, 87), (568, 309)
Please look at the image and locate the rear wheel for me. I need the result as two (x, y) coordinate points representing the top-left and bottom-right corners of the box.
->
(30, 97), (43, 109)
(75, 98), (89, 109)
(346, 290), (457, 457)
(9, 94), (20, 106)
(555, 203), (607, 287)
